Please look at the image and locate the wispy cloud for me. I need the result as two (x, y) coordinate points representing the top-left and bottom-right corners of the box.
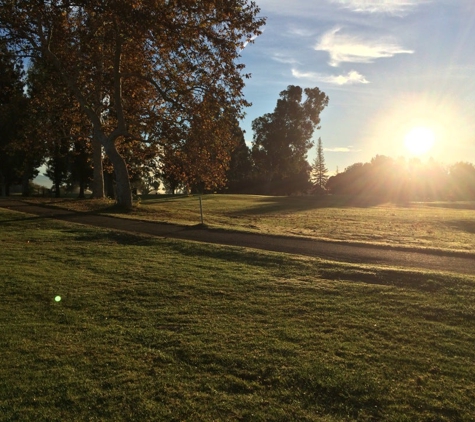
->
(325, 146), (359, 152)
(292, 69), (369, 85)
(273, 54), (300, 65)
(330, 0), (427, 14)
(315, 27), (414, 67)
(287, 27), (315, 37)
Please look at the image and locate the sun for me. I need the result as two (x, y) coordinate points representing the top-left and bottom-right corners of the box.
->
(404, 126), (435, 156)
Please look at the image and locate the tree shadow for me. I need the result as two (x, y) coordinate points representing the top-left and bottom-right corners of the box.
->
(228, 195), (395, 216)
(446, 220), (475, 234)
(425, 202), (475, 211)
(64, 228), (158, 246)
(0, 214), (46, 225)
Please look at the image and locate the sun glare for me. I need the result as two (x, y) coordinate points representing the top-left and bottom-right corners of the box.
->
(404, 126), (435, 156)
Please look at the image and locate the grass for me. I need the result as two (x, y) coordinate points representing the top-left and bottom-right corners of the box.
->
(25, 194), (475, 253)
(2, 207), (475, 420)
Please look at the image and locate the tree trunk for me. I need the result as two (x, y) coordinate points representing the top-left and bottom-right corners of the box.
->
(78, 178), (85, 199)
(103, 140), (133, 210)
(91, 136), (105, 199)
(104, 171), (115, 199)
(0, 173), (5, 197)
(54, 168), (61, 198)
(22, 173), (30, 197)
(54, 183), (61, 198)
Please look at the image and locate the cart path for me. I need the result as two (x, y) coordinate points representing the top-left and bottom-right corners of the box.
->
(1, 198), (474, 276)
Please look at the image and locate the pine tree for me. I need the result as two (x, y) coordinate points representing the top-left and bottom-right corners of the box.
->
(312, 137), (328, 189)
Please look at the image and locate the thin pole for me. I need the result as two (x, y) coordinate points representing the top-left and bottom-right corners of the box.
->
(199, 195), (204, 224)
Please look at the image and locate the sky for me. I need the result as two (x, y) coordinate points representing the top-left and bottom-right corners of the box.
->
(238, 0), (475, 174)
(34, 0), (475, 188)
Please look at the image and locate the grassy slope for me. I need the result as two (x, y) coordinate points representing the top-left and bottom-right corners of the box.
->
(26, 194), (475, 253)
(2, 208), (475, 421)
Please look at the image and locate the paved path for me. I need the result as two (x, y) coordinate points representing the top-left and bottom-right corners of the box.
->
(1, 198), (474, 276)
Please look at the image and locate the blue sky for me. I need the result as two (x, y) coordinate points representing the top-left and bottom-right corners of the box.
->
(239, 0), (475, 174)
(35, 1), (475, 188)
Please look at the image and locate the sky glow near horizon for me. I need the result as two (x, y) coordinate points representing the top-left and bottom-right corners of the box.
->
(239, 0), (475, 174)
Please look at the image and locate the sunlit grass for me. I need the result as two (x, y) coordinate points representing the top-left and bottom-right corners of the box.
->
(26, 194), (475, 252)
(1, 208), (475, 420)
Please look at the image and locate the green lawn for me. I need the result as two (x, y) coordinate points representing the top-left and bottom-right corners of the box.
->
(27, 194), (475, 253)
(1, 207), (475, 420)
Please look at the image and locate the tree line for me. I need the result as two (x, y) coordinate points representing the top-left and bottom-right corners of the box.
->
(1, 9), (329, 200)
(0, 1), (265, 208)
(326, 156), (475, 201)
(1, 2), (333, 201)
(3, 3), (472, 202)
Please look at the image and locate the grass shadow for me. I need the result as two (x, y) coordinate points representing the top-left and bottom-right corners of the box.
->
(163, 239), (474, 293)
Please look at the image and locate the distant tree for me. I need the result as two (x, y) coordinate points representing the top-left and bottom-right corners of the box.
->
(0, 42), (42, 196)
(224, 125), (254, 193)
(27, 56), (83, 198)
(326, 162), (369, 196)
(44, 140), (71, 198)
(311, 137), (328, 190)
(326, 155), (452, 202)
(252, 85), (328, 195)
(69, 139), (93, 198)
(0, 43), (24, 195)
(449, 162), (475, 199)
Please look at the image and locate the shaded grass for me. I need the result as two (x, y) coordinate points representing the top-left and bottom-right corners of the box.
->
(2, 208), (475, 420)
(24, 194), (475, 253)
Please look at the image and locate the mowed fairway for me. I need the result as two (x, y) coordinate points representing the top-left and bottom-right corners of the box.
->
(32, 194), (475, 253)
(1, 199), (475, 421)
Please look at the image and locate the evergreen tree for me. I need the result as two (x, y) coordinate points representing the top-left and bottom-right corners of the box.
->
(225, 125), (254, 193)
(311, 137), (328, 189)
(0, 42), (42, 196)
(251, 85), (328, 195)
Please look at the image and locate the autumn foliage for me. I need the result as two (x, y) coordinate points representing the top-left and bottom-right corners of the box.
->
(0, 1), (265, 207)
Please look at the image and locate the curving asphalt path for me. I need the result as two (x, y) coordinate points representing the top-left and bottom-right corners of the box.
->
(1, 198), (475, 276)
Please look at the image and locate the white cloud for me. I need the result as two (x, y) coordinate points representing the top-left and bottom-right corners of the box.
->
(324, 70), (369, 85)
(315, 27), (414, 67)
(325, 146), (359, 152)
(292, 68), (369, 85)
(330, 0), (428, 14)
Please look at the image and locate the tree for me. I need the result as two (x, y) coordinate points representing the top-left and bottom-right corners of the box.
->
(0, 42), (42, 196)
(449, 162), (475, 199)
(158, 94), (247, 194)
(311, 137), (328, 190)
(69, 139), (93, 198)
(224, 125), (254, 193)
(251, 85), (328, 195)
(1, 1), (265, 209)
(0, 42), (24, 195)
(44, 141), (70, 198)
(26, 55), (93, 198)
(325, 155), (450, 202)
